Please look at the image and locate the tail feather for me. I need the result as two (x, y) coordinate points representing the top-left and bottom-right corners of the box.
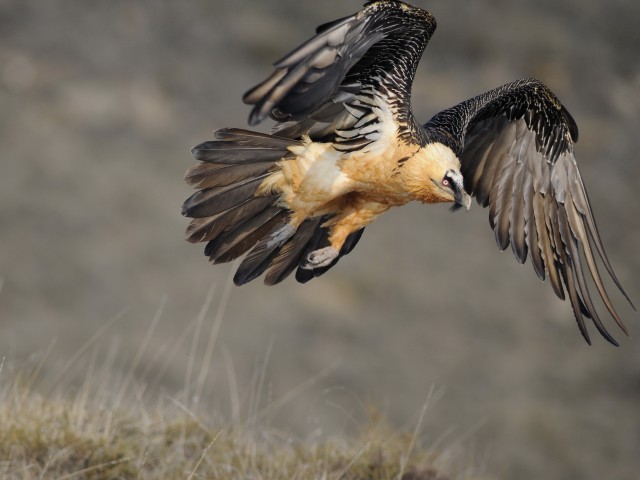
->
(233, 223), (297, 286)
(183, 128), (299, 218)
(192, 142), (290, 163)
(183, 128), (366, 284)
(182, 175), (271, 218)
(185, 195), (277, 243)
(205, 207), (287, 264)
(185, 161), (276, 189)
(183, 128), (299, 274)
(191, 128), (298, 163)
(233, 245), (282, 286)
(264, 217), (324, 285)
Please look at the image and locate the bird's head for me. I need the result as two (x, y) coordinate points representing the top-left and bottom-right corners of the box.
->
(432, 168), (472, 211)
(403, 142), (471, 210)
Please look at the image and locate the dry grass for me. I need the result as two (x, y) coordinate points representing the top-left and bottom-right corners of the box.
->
(0, 371), (487, 480)
(0, 291), (490, 480)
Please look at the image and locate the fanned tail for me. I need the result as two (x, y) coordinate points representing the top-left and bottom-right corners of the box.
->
(183, 128), (358, 285)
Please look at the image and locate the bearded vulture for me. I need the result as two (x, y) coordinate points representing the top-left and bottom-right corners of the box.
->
(182, 0), (634, 345)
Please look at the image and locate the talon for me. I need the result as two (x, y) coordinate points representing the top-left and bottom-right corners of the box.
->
(301, 246), (339, 269)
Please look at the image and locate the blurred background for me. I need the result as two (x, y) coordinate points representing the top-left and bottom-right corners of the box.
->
(1, 0), (639, 478)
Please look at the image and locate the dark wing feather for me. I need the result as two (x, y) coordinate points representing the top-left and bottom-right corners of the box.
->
(243, 0), (436, 143)
(424, 78), (634, 345)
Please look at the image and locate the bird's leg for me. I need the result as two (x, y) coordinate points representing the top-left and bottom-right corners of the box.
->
(302, 199), (390, 269)
(302, 246), (340, 269)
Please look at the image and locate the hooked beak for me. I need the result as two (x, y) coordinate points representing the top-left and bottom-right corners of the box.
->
(454, 189), (472, 211)
(449, 171), (472, 212)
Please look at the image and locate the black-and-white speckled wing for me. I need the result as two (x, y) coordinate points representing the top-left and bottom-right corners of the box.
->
(242, 0), (436, 147)
(425, 78), (634, 344)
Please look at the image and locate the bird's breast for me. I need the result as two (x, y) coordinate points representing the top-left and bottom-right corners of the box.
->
(258, 133), (446, 218)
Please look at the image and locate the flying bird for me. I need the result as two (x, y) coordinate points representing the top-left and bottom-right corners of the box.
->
(182, 0), (634, 344)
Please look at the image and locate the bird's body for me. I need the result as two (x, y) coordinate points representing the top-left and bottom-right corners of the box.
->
(183, 0), (634, 344)
(258, 120), (461, 249)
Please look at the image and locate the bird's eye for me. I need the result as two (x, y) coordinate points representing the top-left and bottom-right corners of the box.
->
(442, 177), (450, 187)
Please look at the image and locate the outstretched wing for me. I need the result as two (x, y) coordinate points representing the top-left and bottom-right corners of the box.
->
(243, 0), (436, 144)
(424, 78), (634, 345)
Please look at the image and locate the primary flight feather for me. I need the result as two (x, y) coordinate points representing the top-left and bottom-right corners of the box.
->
(182, 0), (634, 345)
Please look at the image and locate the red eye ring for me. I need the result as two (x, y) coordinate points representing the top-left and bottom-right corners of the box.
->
(442, 178), (450, 187)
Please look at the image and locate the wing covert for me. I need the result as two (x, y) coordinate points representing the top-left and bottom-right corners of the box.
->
(242, 0), (436, 141)
(424, 78), (634, 345)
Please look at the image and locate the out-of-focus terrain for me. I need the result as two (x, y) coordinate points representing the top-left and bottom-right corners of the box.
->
(1, 1), (639, 478)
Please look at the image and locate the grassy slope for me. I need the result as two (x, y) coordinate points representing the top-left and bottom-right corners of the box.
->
(0, 323), (490, 480)
(0, 288), (491, 480)
(0, 379), (485, 480)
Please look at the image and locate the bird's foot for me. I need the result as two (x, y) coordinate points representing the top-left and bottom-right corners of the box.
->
(301, 246), (339, 269)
